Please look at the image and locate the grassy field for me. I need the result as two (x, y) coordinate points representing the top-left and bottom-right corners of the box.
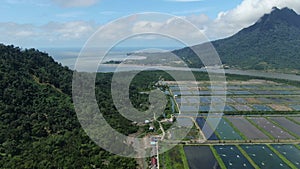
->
(159, 145), (189, 169)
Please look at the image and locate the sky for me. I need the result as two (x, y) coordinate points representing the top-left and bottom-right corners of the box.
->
(1, 0), (300, 49)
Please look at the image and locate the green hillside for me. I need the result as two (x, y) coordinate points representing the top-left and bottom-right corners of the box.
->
(173, 7), (300, 72)
(0, 44), (137, 168)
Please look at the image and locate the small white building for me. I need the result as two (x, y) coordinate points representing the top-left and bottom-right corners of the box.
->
(149, 126), (154, 131)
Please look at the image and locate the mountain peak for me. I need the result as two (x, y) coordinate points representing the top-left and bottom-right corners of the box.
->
(242, 7), (300, 33)
(271, 6), (280, 12)
(269, 7), (298, 17)
(174, 7), (300, 71)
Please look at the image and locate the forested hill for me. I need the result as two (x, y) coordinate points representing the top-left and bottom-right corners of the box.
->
(0, 44), (137, 168)
(173, 7), (300, 71)
(0, 44), (72, 95)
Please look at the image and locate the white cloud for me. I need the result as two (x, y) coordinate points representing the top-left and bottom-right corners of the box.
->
(51, 0), (100, 7)
(132, 21), (163, 33)
(48, 21), (95, 39)
(67, 14), (210, 48)
(202, 0), (300, 39)
(0, 21), (97, 47)
(184, 14), (209, 29)
(123, 0), (300, 43)
(2, 0), (300, 48)
(163, 0), (300, 41)
(172, 8), (209, 15)
(127, 16), (208, 45)
(0, 22), (37, 38)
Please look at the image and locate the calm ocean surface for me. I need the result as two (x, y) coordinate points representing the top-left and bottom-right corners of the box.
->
(43, 47), (300, 81)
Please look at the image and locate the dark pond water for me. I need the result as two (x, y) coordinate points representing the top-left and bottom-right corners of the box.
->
(195, 117), (219, 140)
(184, 146), (220, 169)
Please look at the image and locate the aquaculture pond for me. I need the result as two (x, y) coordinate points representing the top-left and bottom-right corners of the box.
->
(198, 91), (212, 95)
(268, 104), (292, 111)
(268, 97), (290, 104)
(253, 90), (278, 95)
(199, 105), (210, 112)
(223, 105), (236, 112)
(251, 104), (273, 111)
(233, 98), (247, 104)
(273, 90), (294, 95)
(232, 104), (253, 111)
(175, 97), (187, 104)
(226, 117), (269, 140)
(183, 146), (220, 169)
(244, 98), (261, 104)
(241, 144), (290, 169)
(272, 144), (300, 168)
(211, 105), (236, 112)
(270, 117), (300, 137)
(179, 105), (199, 112)
(214, 145), (254, 169)
(195, 117), (218, 140)
(211, 97), (226, 103)
(289, 105), (300, 111)
(227, 85), (242, 90)
(172, 90), (194, 96)
(231, 91), (253, 95)
(200, 97), (211, 103)
(292, 117), (300, 123)
(249, 117), (295, 139)
(256, 97), (272, 103)
(186, 97), (200, 103)
(225, 98), (236, 103)
(209, 118), (243, 140)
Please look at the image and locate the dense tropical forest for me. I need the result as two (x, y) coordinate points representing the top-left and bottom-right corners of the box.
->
(0, 43), (207, 168)
(0, 44), (139, 168)
(1, 43), (300, 168)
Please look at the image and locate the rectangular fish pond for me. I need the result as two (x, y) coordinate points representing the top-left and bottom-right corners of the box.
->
(272, 144), (300, 168)
(195, 117), (218, 140)
(183, 146), (220, 169)
(214, 145), (254, 169)
(226, 117), (269, 140)
(207, 118), (243, 140)
(241, 144), (290, 169)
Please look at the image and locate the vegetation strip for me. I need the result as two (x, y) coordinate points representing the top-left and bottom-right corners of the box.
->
(159, 145), (189, 169)
(236, 145), (260, 169)
(209, 145), (227, 169)
(286, 116), (300, 125)
(245, 117), (274, 140)
(295, 144), (300, 150)
(162, 149), (171, 169)
(266, 144), (298, 169)
(179, 145), (190, 169)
